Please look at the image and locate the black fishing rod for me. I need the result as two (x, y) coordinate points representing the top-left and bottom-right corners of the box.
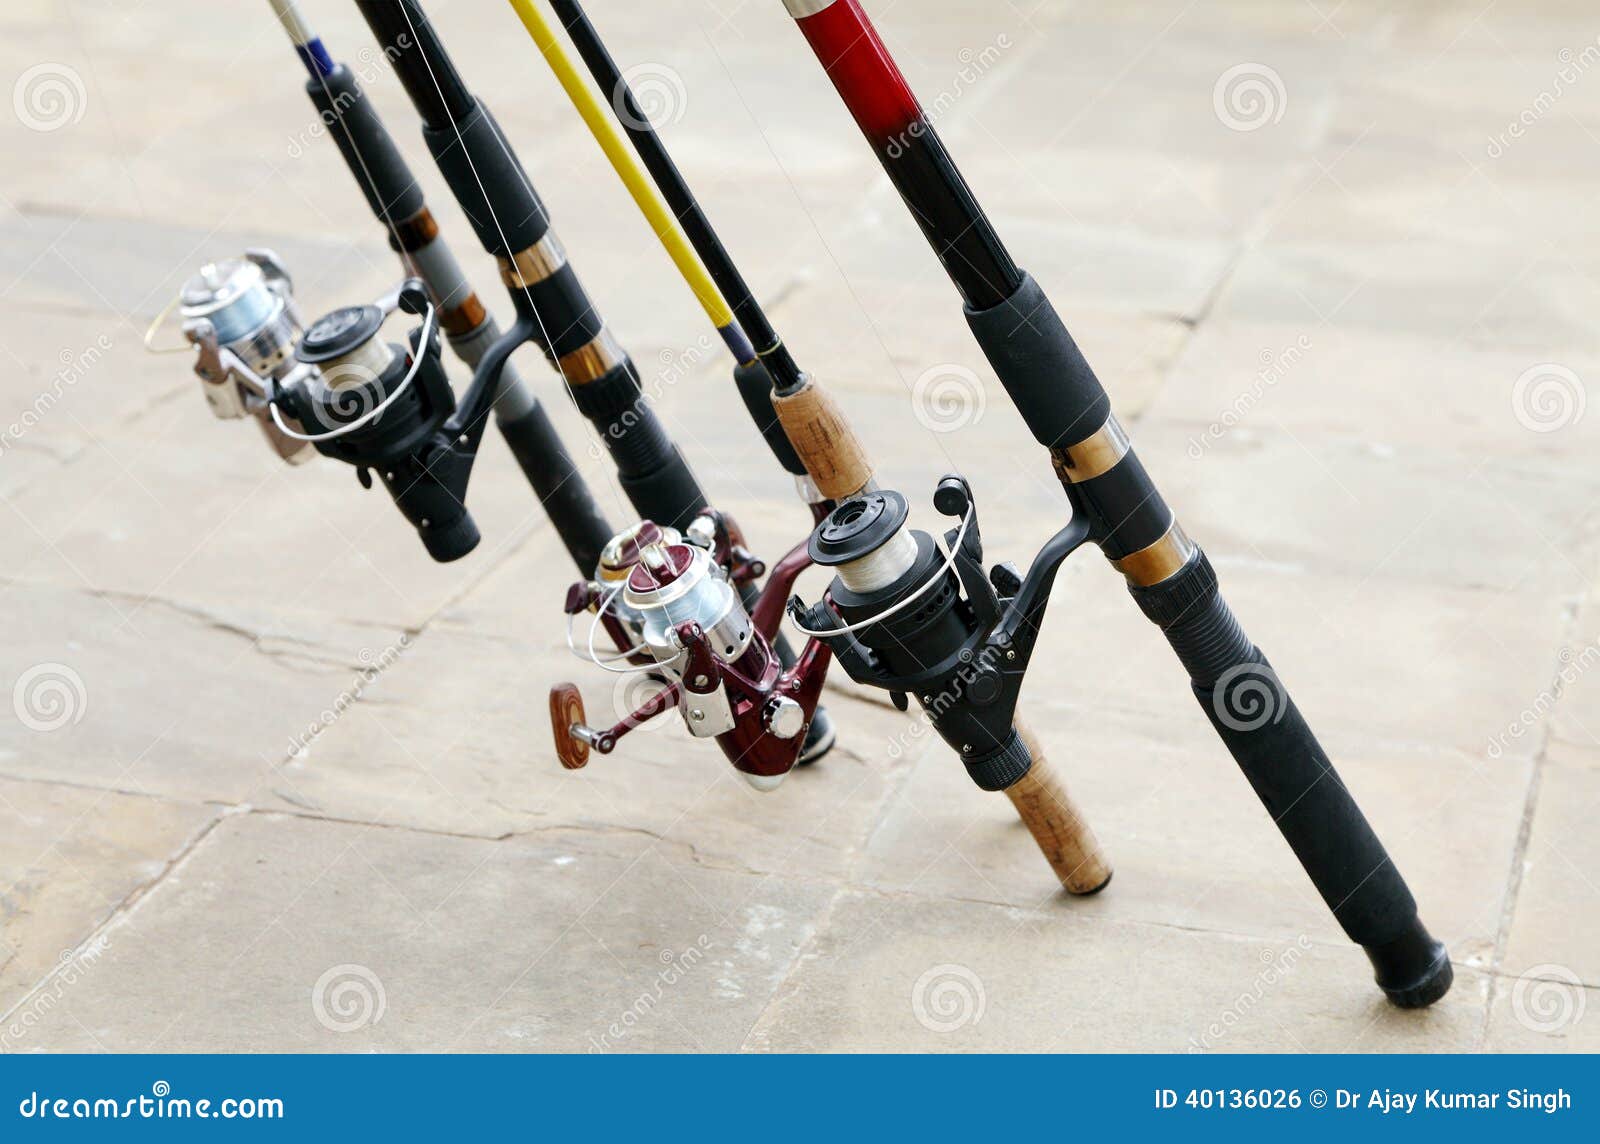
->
(509, 0), (1108, 885)
(351, 0), (835, 762)
(784, 0), (1450, 1006)
(257, 0), (612, 570)
(531, 0), (863, 505)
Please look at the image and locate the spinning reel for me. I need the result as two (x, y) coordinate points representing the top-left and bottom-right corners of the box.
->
(160, 250), (316, 465)
(158, 255), (494, 563)
(271, 278), (487, 563)
(550, 512), (831, 790)
(790, 477), (1088, 792)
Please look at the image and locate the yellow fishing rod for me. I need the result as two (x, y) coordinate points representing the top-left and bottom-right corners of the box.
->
(507, 0), (753, 366)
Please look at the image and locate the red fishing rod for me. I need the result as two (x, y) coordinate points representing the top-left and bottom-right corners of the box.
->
(785, 0), (1450, 1007)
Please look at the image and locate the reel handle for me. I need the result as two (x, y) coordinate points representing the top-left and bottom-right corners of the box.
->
(1006, 720), (1112, 895)
(549, 683), (591, 770)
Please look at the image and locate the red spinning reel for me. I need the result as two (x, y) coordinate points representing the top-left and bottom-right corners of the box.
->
(550, 512), (831, 790)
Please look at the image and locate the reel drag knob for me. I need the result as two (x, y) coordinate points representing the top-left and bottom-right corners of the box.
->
(549, 683), (591, 770)
(763, 695), (806, 740)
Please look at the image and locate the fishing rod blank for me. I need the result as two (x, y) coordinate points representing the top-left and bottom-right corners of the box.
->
(784, 0), (1450, 1006)
(510, 0), (862, 506)
(353, 0), (705, 533)
(508, 0), (1107, 889)
(506, 0), (821, 499)
(269, 0), (612, 571)
(352, 0), (836, 762)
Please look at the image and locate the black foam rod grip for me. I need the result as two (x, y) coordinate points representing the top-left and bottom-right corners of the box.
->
(496, 403), (613, 575)
(306, 64), (425, 225)
(734, 359), (807, 476)
(1139, 558), (1451, 1007)
(423, 103), (550, 257)
(964, 271), (1110, 451)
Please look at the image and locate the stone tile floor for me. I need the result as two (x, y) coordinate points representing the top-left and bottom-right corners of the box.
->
(1, 0), (1596, 1052)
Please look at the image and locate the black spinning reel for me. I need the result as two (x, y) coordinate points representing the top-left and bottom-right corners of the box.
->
(789, 477), (1089, 791)
(271, 278), (493, 562)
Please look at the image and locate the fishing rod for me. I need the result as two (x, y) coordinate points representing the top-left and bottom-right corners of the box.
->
(505, 0), (827, 505)
(783, 0), (1450, 1006)
(146, 1), (616, 568)
(351, 0), (836, 766)
(267, 0), (612, 571)
(502, 0), (1109, 892)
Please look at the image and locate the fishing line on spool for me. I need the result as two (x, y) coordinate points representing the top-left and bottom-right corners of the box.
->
(266, 303), (438, 443)
(787, 499), (975, 638)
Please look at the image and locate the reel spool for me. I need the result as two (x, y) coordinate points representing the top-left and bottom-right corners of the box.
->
(270, 278), (485, 563)
(168, 250), (316, 464)
(551, 512), (831, 789)
(791, 476), (1091, 792)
